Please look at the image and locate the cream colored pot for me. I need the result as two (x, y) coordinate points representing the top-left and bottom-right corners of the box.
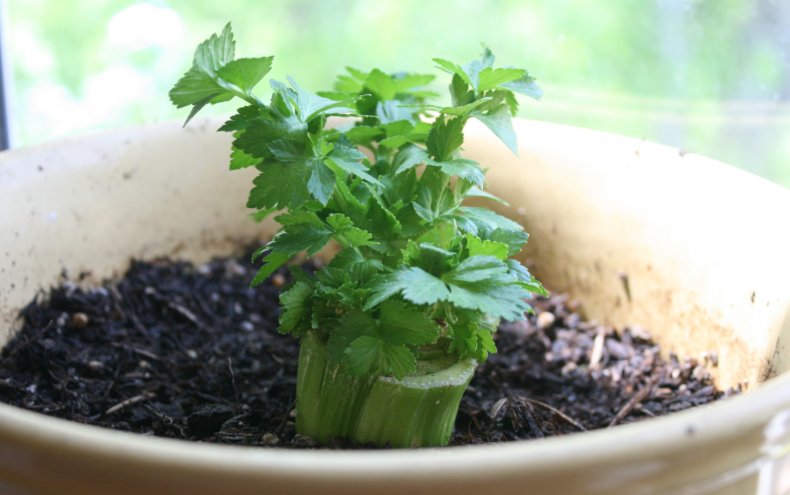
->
(0, 119), (788, 495)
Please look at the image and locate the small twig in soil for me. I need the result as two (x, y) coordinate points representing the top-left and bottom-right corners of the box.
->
(110, 343), (161, 361)
(220, 413), (249, 431)
(521, 398), (586, 432)
(274, 398), (297, 435)
(166, 301), (204, 327)
(618, 272), (632, 303)
(1, 320), (53, 361)
(489, 398), (507, 419)
(635, 404), (655, 417)
(608, 380), (655, 427)
(145, 404), (187, 437)
(589, 327), (606, 370)
(194, 391), (230, 405)
(105, 391), (156, 415)
(109, 285), (154, 344)
(227, 358), (241, 407)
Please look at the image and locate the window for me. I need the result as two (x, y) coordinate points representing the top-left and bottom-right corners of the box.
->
(3, 1), (789, 187)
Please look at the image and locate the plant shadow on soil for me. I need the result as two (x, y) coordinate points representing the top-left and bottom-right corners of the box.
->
(0, 249), (736, 448)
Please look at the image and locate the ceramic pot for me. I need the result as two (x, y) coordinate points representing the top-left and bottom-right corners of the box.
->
(0, 119), (787, 494)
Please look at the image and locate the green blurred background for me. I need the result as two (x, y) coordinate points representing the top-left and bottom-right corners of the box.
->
(5, 0), (790, 187)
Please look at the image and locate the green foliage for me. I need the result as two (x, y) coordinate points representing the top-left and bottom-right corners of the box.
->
(171, 24), (545, 380)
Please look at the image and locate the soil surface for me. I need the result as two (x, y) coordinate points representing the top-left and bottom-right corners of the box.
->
(0, 250), (737, 448)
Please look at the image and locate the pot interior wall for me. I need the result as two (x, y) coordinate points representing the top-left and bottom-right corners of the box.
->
(1, 119), (788, 392)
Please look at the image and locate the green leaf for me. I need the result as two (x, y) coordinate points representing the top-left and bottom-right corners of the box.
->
(288, 76), (336, 121)
(394, 145), (429, 174)
(506, 259), (548, 296)
(446, 256), (508, 283)
(487, 229), (529, 256)
(415, 222), (455, 250)
(433, 58), (474, 89)
(365, 69), (397, 100)
(382, 120), (413, 137)
(448, 320), (478, 357)
(450, 74), (474, 107)
(474, 104), (518, 154)
(327, 213), (377, 248)
(306, 158), (336, 205)
(179, 95), (215, 126)
(251, 251), (289, 287)
(367, 258), (531, 320)
(466, 234), (509, 260)
(412, 168), (456, 222)
(392, 73), (435, 92)
(332, 177), (368, 224)
(247, 162), (310, 210)
(314, 266), (352, 290)
(328, 310), (376, 360)
(249, 207), (277, 223)
(169, 68), (225, 108)
(476, 328), (497, 359)
(502, 73), (543, 99)
(439, 97), (493, 117)
(346, 126), (382, 144)
(464, 185), (507, 204)
(460, 47), (495, 92)
(365, 267), (450, 309)
(456, 206), (523, 234)
(344, 336), (416, 378)
(193, 22), (235, 75)
(438, 158), (484, 187)
(377, 300), (439, 347)
(501, 89), (520, 114)
(169, 23), (242, 124)
(367, 198), (402, 239)
(284, 76), (359, 122)
(279, 281), (312, 334)
(426, 116), (465, 161)
(477, 68), (526, 92)
(479, 46), (496, 68)
(345, 258), (384, 283)
(269, 223), (332, 256)
(344, 336), (383, 375)
(216, 56), (273, 94)
(267, 138), (305, 162)
(410, 121), (433, 142)
(326, 145), (381, 186)
(334, 68), (366, 92)
(404, 241), (456, 276)
(229, 147), (259, 170)
(379, 342), (418, 379)
(218, 105), (259, 132)
(381, 169), (418, 209)
(446, 283), (532, 321)
(275, 210), (324, 228)
(234, 112), (307, 158)
(376, 100), (413, 124)
(346, 66), (369, 81)
(379, 135), (410, 149)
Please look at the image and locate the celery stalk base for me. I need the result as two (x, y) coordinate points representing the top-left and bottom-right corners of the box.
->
(295, 332), (476, 448)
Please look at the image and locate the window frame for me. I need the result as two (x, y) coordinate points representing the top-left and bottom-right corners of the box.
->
(0, 0), (9, 151)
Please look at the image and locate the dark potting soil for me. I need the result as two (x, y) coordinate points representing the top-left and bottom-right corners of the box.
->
(0, 250), (737, 448)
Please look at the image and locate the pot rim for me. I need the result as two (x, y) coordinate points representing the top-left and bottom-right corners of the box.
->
(0, 375), (786, 477)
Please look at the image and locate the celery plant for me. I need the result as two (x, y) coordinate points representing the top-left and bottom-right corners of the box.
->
(170, 24), (546, 447)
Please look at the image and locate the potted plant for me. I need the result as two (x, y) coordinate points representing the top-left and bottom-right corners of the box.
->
(168, 23), (547, 448)
(0, 24), (788, 495)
